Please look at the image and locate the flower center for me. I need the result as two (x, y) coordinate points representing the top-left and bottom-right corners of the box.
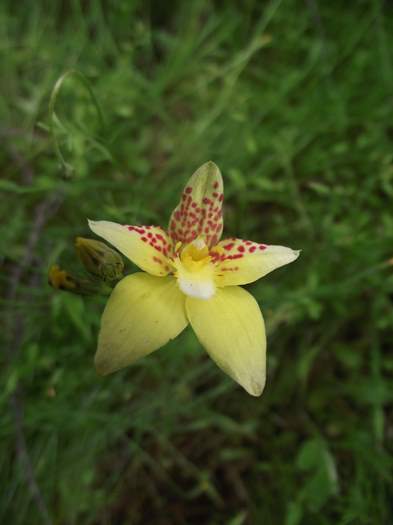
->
(172, 238), (216, 300)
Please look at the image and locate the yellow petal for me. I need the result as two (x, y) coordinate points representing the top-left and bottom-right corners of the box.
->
(213, 239), (300, 286)
(186, 286), (266, 396)
(168, 161), (224, 248)
(96, 273), (188, 374)
(88, 220), (172, 277)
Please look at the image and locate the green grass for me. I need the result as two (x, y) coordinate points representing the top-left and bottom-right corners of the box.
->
(1, 1), (393, 524)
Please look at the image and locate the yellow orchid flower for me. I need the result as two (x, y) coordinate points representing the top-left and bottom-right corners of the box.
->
(88, 161), (299, 396)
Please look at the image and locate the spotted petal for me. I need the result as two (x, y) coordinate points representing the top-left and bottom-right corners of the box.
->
(95, 273), (188, 374)
(88, 220), (172, 277)
(213, 239), (300, 286)
(186, 286), (266, 396)
(168, 161), (224, 247)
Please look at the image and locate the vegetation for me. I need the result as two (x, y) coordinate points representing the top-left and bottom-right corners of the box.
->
(1, 1), (393, 523)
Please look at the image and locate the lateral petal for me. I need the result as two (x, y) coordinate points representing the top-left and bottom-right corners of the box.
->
(186, 286), (266, 396)
(168, 161), (224, 247)
(88, 220), (172, 276)
(95, 273), (188, 374)
(213, 238), (300, 286)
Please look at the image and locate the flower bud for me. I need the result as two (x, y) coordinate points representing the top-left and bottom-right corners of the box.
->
(48, 264), (105, 295)
(48, 264), (80, 292)
(75, 237), (124, 281)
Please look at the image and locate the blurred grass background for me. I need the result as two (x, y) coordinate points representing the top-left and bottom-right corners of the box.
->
(1, 0), (393, 524)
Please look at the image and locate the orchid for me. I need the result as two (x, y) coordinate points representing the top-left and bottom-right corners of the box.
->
(88, 162), (299, 396)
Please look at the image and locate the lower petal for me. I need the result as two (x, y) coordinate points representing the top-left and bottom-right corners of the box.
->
(186, 286), (266, 396)
(96, 273), (188, 374)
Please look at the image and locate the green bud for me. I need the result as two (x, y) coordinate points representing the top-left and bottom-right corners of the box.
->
(75, 237), (124, 281)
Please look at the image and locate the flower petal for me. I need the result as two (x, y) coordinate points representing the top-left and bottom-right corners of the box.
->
(186, 286), (266, 396)
(213, 239), (300, 286)
(88, 220), (172, 276)
(168, 161), (224, 247)
(95, 273), (188, 374)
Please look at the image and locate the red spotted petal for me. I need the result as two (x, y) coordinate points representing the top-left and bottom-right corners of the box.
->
(168, 161), (224, 247)
(212, 238), (300, 286)
(88, 220), (173, 276)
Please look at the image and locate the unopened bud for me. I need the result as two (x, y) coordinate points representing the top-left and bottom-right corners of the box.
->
(75, 237), (124, 281)
(48, 264), (101, 295)
(49, 264), (83, 292)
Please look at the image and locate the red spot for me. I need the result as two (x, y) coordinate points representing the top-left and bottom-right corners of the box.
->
(223, 243), (234, 251)
(153, 256), (163, 264)
(204, 227), (210, 234)
(249, 246), (256, 253)
(127, 226), (134, 231)
(213, 181), (219, 189)
(135, 227), (145, 235)
(232, 254), (243, 259)
(237, 245), (245, 253)
(156, 234), (164, 241)
(203, 197), (211, 205)
(147, 232), (153, 238)
(259, 244), (267, 250)
(219, 194), (224, 202)
(141, 237), (148, 242)
(191, 201), (197, 208)
(245, 241), (252, 246)
(213, 192), (218, 198)
(185, 186), (192, 194)
(155, 246), (162, 252)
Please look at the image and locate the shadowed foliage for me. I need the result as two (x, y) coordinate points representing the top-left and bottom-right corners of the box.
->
(1, 1), (393, 524)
